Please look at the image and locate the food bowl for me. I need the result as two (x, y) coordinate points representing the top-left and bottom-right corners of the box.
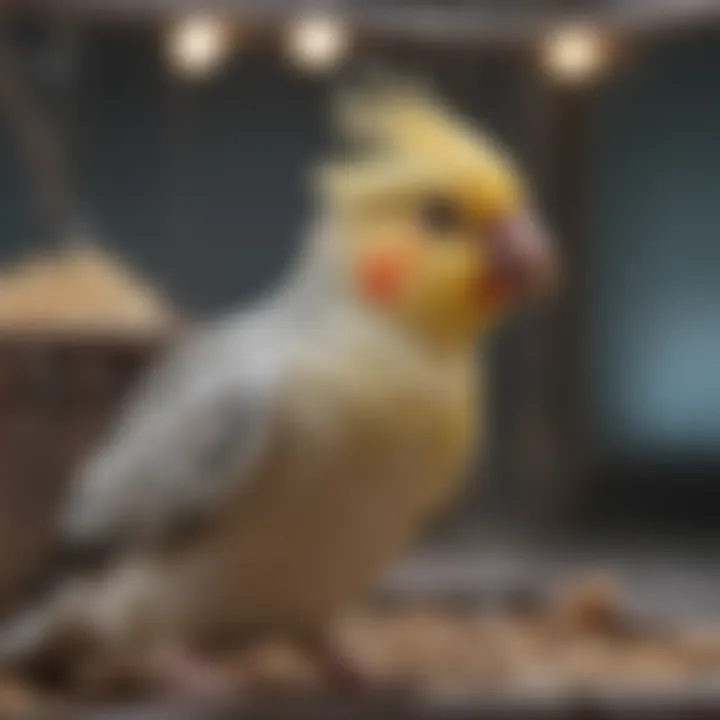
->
(0, 328), (171, 617)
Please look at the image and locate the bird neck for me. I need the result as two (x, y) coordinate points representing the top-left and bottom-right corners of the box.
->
(279, 215), (356, 313)
(279, 216), (484, 364)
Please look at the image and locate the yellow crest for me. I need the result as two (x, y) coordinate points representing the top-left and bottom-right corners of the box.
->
(318, 72), (522, 218)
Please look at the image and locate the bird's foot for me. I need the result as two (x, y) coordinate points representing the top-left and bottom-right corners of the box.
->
(149, 645), (241, 704)
(302, 632), (412, 698)
(323, 654), (418, 699)
(322, 651), (370, 694)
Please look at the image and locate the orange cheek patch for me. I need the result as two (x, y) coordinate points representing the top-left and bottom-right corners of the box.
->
(357, 244), (420, 305)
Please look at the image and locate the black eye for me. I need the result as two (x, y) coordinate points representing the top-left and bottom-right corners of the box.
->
(420, 196), (463, 235)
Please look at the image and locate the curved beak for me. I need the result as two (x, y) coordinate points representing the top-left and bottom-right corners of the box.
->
(481, 208), (559, 309)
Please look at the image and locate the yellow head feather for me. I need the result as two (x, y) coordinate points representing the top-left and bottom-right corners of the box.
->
(319, 75), (523, 220)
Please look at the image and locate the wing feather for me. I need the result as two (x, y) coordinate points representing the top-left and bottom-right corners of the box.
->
(60, 315), (282, 563)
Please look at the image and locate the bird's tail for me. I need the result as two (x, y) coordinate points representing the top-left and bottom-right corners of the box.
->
(0, 605), (51, 668)
(0, 601), (63, 678)
(0, 587), (88, 687)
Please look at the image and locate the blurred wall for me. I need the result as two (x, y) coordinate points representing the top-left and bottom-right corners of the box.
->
(591, 29), (720, 463)
(0, 29), (326, 313)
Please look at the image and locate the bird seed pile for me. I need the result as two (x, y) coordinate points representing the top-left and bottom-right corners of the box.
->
(2, 574), (719, 715)
(236, 574), (720, 696)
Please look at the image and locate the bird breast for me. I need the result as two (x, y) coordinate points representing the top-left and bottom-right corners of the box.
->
(181, 326), (480, 633)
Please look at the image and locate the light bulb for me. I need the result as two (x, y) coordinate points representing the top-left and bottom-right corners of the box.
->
(286, 14), (350, 73)
(166, 15), (232, 79)
(541, 24), (609, 85)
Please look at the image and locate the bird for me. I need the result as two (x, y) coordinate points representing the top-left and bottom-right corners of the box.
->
(0, 75), (557, 699)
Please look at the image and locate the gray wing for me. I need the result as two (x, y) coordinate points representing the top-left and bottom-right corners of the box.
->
(60, 313), (285, 565)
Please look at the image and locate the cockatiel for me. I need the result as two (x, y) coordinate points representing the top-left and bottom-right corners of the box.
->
(0, 77), (556, 696)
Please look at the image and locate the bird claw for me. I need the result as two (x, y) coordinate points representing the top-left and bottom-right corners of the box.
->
(149, 646), (241, 703)
(323, 654), (369, 695)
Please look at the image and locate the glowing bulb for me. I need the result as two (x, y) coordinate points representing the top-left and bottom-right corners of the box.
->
(286, 14), (350, 73)
(166, 15), (232, 79)
(541, 25), (609, 84)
